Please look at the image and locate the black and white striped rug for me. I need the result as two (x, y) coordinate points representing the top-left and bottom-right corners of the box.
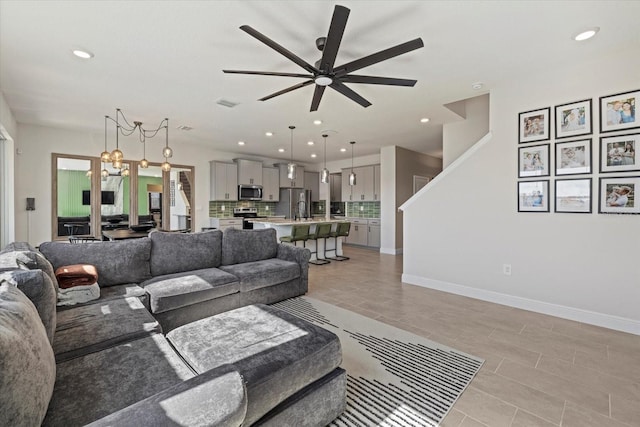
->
(272, 297), (484, 427)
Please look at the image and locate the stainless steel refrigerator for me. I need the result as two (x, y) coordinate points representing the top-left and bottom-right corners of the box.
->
(275, 188), (311, 219)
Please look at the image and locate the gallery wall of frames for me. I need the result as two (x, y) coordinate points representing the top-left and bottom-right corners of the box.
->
(517, 89), (639, 214)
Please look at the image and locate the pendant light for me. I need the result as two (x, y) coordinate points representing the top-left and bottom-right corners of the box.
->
(349, 141), (356, 186)
(100, 116), (111, 163)
(287, 125), (297, 180)
(140, 135), (149, 169)
(320, 134), (329, 184)
(110, 113), (124, 169)
(161, 119), (171, 172)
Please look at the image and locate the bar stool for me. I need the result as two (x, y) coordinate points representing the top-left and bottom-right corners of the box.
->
(326, 221), (350, 261)
(279, 224), (310, 248)
(307, 222), (332, 265)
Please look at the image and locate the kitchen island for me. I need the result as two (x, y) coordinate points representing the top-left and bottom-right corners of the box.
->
(250, 219), (346, 262)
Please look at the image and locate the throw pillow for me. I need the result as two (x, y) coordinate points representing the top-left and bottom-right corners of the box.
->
(0, 282), (56, 426)
(54, 264), (98, 289)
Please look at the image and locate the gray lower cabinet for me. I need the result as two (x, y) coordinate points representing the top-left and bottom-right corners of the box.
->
(344, 218), (380, 248)
(367, 219), (380, 248)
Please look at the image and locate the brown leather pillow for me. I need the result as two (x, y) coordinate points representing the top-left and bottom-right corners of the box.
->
(54, 264), (98, 289)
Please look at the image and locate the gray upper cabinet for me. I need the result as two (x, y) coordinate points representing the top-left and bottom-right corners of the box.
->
(330, 173), (342, 202)
(304, 171), (319, 201)
(341, 164), (379, 202)
(277, 164), (305, 188)
(210, 161), (238, 201)
(235, 159), (263, 186)
(262, 167), (280, 202)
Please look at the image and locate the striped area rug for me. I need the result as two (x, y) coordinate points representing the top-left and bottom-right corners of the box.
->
(272, 297), (484, 427)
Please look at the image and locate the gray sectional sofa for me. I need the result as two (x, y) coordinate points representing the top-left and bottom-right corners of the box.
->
(0, 229), (346, 426)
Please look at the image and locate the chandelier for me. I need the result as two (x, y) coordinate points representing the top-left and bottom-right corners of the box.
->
(101, 108), (173, 174)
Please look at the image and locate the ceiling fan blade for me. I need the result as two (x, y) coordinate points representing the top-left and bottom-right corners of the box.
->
(329, 80), (371, 108)
(259, 80), (314, 102)
(318, 5), (350, 72)
(240, 25), (319, 74)
(334, 38), (424, 76)
(223, 70), (312, 78)
(340, 75), (417, 86)
(310, 85), (326, 112)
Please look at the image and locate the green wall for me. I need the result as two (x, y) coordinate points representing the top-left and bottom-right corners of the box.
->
(138, 176), (163, 214)
(57, 170), (91, 216)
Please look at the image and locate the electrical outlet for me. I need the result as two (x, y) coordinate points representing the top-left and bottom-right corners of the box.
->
(503, 264), (512, 276)
(221, 205), (225, 212)
(265, 205), (269, 211)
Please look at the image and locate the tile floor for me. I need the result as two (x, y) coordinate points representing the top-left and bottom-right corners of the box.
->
(307, 246), (640, 427)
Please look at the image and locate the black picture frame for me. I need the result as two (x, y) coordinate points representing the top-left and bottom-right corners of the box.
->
(554, 99), (592, 139)
(599, 89), (639, 133)
(555, 178), (592, 213)
(555, 139), (592, 176)
(598, 176), (640, 214)
(518, 144), (550, 178)
(599, 133), (640, 173)
(518, 180), (550, 212)
(518, 107), (551, 143)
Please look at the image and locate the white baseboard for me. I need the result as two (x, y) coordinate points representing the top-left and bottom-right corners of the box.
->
(402, 274), (640, 336)
(380, 247), (403, 255)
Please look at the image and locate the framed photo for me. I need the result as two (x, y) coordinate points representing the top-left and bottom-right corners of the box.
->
(518, 144), (550, 177)
(600, 133), (639, 173)
(555, 178), (591, 213)
(555, 139), (591, 175)
(555, 99), (592, 139)
(599, 89), (639, 133)
(518, 180), (549, 212)
(598, 176), (640, 214)
(519, 107), (550, 143)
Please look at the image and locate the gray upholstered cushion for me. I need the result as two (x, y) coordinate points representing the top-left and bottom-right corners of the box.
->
(0, 269), (57, 344)
(142, 268), (239, 314)
(221, 228), (278, 266)
(149, 230), (222, 276)
(39, 239), (152, 287)
(167, 304), (342, 425)
(1, 241), (37, 252)
(43, 334), (196, 427)
(88, 365), (247, 427)
(55, 283), (149, 311)
(0, 250), (27, 272)
(54, 297), (161, 363)
(0, 283), (56, 427)
(219, 259), (300, 292)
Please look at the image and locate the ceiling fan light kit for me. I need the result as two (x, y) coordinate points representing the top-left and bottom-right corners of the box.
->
(223, 5), (423, 111)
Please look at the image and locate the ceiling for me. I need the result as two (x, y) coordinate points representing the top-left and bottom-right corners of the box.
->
(1, 1), (639, 164)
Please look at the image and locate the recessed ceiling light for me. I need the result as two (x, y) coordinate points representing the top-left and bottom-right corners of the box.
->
(574, 27), (599, 41)
(72, 49), (94, 59)
(340, 148), (347, 152)
(313, 120), (322, 125)
(265, 131), (273, 137)
(238, 141), (245, 146)
(311, 154), (317, 158)
(278, 148), (285, 153)
(307, 141), (314, 145)
(471, 82), (484, 90)
(420, 118), (430, 123)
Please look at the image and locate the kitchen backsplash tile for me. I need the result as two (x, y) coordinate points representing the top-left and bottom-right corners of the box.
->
(345, 201), (380, 218)
(209, 201), (277, 218)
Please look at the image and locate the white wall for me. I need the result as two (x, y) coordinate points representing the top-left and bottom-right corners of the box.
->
(12, 123), (311, 245)
(443, 94), (490, 167)
(0, 92), (17, 247)
(402, 49), (640, 334)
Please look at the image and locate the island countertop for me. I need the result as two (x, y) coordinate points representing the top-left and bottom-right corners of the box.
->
(249, 218), (343, 226)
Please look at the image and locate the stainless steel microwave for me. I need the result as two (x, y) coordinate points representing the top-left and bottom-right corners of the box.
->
(238, 185), (263, 201)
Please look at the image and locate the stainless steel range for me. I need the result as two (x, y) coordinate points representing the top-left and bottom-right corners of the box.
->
(233, 207), (264, 229)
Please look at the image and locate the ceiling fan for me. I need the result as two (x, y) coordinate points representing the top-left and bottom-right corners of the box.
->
(223, 5), (424, 112)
